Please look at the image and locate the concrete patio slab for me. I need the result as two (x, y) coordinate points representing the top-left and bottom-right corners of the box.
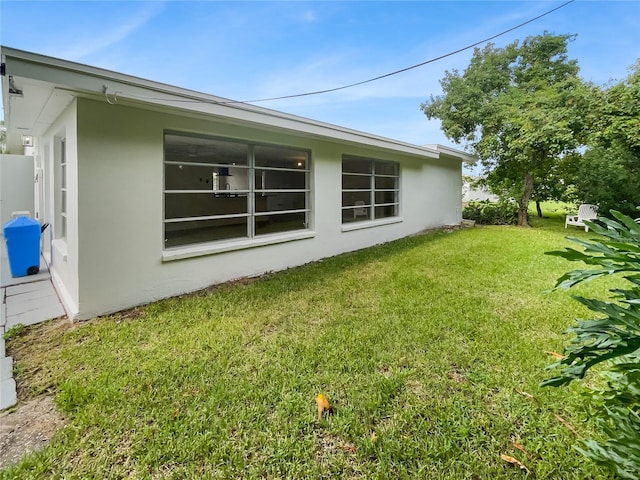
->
(1, 254), (50, 288)
(5, 281), (65, 329)
(1, 239), (65, 328)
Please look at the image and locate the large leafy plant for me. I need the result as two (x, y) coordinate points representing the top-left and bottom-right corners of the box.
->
(543, 211), (640, 478)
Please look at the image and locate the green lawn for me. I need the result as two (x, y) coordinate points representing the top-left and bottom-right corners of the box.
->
(4, 214), (616, 479)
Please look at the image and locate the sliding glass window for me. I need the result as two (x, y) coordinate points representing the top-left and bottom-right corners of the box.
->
(164, 133), (310, 248)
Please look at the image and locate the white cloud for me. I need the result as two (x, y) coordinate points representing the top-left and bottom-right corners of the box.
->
(58, 2), (166, 61)
(300, 10), (318, 23)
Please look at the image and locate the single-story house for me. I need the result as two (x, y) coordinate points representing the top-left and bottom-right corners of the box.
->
(1, 46), (474, 321)
(462, 176), (498, 203)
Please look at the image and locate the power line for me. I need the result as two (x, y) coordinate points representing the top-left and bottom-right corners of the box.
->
(108, 0), (574, 107)
(234, 0), (575, 104)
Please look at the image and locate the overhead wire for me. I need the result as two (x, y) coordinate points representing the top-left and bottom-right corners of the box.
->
(236, 0), (575, 104)
(104, 0), (575, 107)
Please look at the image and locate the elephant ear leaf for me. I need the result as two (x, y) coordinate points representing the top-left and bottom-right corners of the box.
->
(542, 211), (640, 477)
(546, 212), (640, 290)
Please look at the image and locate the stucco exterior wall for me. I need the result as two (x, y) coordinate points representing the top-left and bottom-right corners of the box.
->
(0, 155), (34, 226)
(41, 100), (79, 317)
(415, 157), (463, 226)
(73, 98), (461, 320)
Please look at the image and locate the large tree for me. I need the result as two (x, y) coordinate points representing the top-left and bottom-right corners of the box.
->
(422, 33), (589, 226)
(562, 61), (640, 217)
(592, 60), (640, 156)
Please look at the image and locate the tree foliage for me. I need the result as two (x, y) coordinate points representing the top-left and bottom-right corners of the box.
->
(560, 62), (640, 217)
(422, 33), (589, 226)
(544, 211), (640, 478)
(591, 60), (640, 154)
(561, 144), (640, 217)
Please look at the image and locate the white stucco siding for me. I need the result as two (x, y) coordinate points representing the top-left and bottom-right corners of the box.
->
(421, 158), (464, 226)
(76, 99), (164, 319)
(41, 100), (80, 317)
(73, 98), (461, 320)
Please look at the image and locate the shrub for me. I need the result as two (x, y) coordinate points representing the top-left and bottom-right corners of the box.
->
(462, 199), (518, 225)
(543, 211), (640, 478)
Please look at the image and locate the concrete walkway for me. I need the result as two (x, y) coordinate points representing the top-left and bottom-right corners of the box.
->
(1, 242), (66, 409)
(2, 258), (65, 329)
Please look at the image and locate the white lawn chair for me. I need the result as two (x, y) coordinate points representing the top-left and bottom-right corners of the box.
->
(565, 204), (598, 232)
(353, 200), (368, 219)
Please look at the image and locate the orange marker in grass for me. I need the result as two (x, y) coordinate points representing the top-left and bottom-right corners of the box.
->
(315, 394), (330, 421)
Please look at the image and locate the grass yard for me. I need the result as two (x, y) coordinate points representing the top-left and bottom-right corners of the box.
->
(3, 214), (616, 479)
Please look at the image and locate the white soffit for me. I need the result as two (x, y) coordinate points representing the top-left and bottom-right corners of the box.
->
(35, 88), (75, 135)
(6, 77), (74, 136)
(6, 79), (53, 132)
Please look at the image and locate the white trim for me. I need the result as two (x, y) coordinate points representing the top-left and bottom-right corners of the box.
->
(49, 267), (77, 319)
(341, 217), (403, 232)
(162, 230), (316, 261)
(52, 238), (67, 262)
(423, 144), (477, 163)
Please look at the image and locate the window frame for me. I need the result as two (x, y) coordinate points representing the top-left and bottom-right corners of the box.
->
(163, 132), (312, 253)
(341, 154), (400, 227)
(54, 137), (67, 241)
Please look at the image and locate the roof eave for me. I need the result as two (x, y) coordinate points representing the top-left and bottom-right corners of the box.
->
(1, 46), (441, 160)
(423, 144), (477, 163)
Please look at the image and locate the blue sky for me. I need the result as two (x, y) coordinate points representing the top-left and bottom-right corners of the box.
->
(1, 1), (639, 151)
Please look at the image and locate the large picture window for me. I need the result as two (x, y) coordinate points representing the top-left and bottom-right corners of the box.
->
(342, 155), (399, 224)
(164, 133), (310, 248)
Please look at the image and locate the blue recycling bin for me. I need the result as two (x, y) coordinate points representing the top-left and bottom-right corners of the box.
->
(3, 216), (41, 277)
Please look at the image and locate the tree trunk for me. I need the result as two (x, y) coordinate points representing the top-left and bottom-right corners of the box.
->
(517, 172), (534, 227)
(536, 200), (543, 218)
